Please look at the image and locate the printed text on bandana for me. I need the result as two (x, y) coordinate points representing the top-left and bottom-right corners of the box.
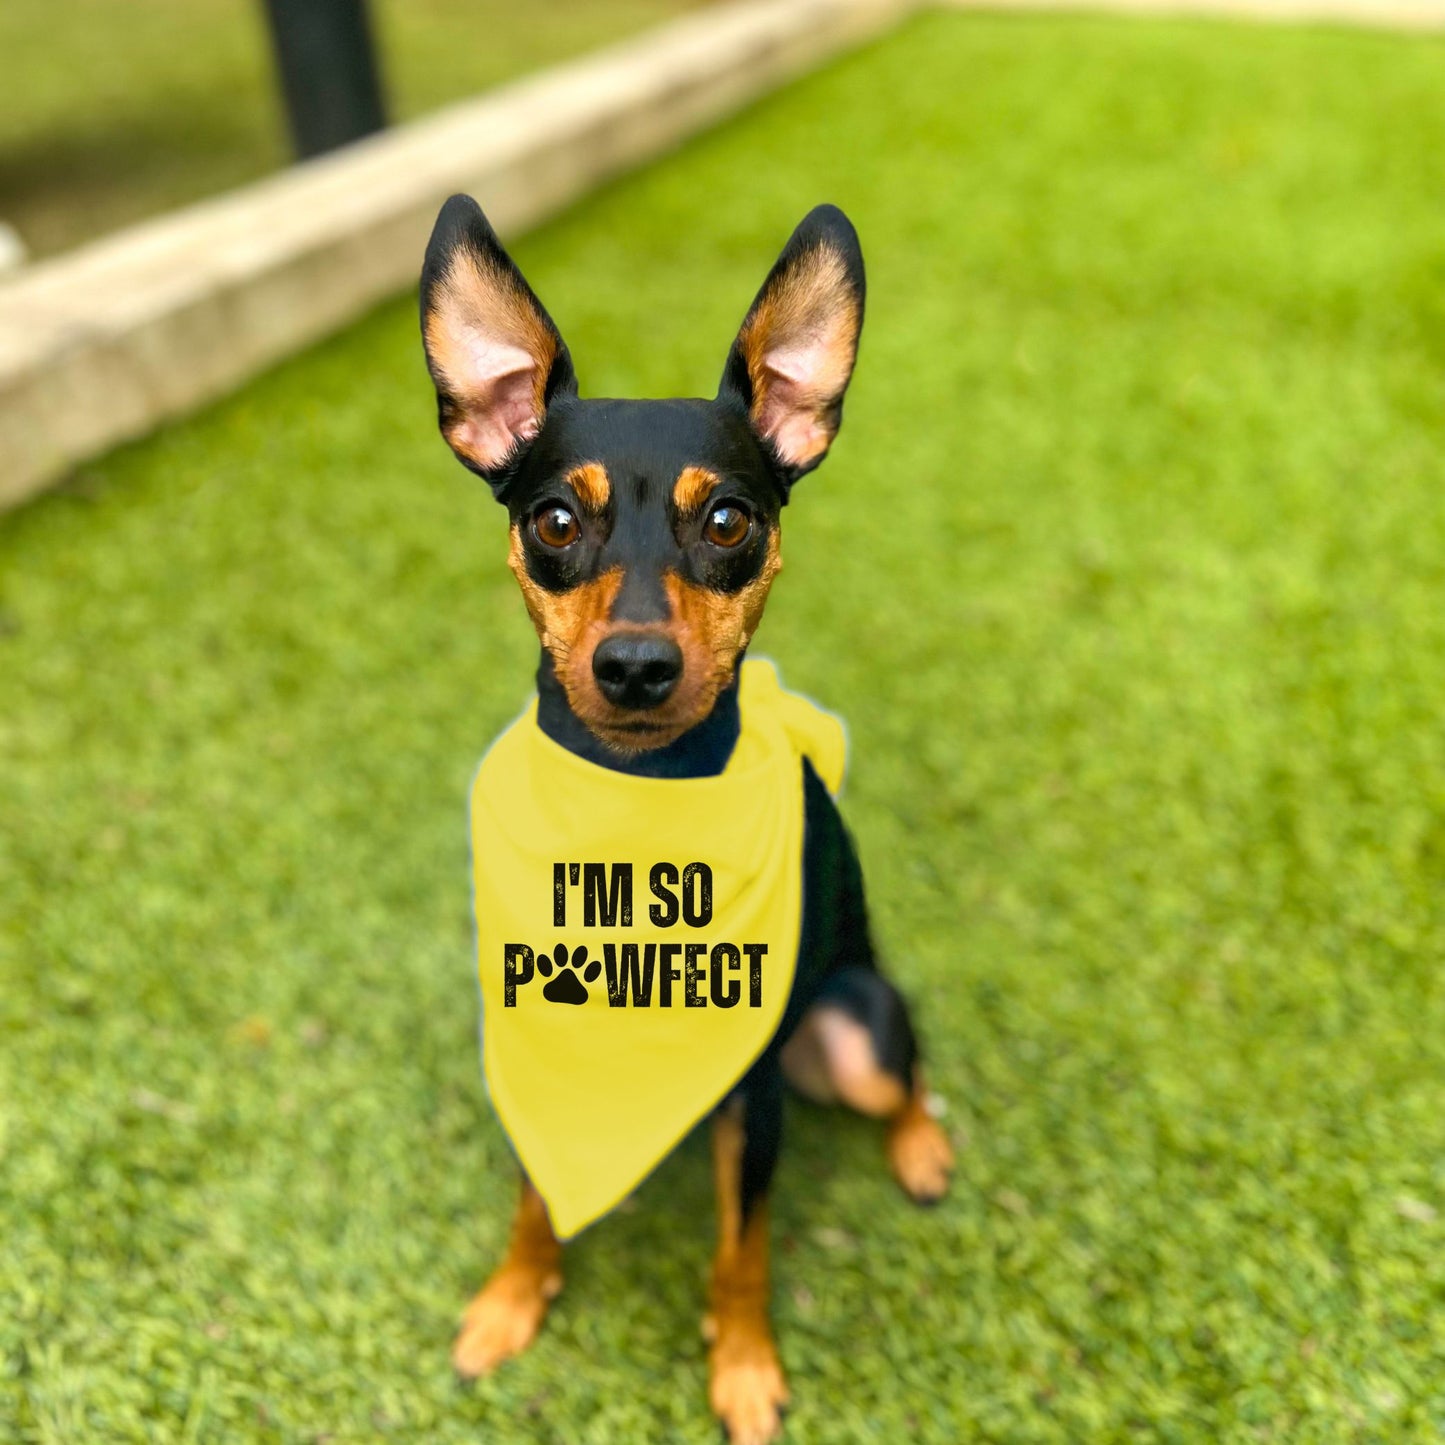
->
(502, 863), (766, 1009)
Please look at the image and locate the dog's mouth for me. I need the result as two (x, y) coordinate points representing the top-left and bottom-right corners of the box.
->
(579, 700), (718, 754)
(523, 566), (769, 754)
(557, 636), (732, 753)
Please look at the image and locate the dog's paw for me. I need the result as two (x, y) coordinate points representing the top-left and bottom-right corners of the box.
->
(887, 1105), (954, 1205)
(708, 1317), (789, 1445)
(452, 1264), (562, 1377)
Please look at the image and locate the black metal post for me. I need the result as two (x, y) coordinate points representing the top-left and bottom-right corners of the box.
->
(261, 0), (387, 160)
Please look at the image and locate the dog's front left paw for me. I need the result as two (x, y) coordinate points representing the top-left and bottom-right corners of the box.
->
(452, 1262), (562, 1378)
(706, 1314), (789, 1445)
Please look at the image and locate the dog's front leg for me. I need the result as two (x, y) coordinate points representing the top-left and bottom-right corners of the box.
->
(453, 1174), (562, 1377)
(705, 1063), (788, 1445)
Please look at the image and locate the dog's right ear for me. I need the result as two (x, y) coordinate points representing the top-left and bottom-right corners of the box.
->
(420, 194), (576, 492)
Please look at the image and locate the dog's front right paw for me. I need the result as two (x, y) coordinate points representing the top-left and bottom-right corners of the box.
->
(452, 1263), (562, 1377)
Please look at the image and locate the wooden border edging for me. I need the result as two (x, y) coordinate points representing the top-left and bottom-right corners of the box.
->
(0, 0), (912, 512)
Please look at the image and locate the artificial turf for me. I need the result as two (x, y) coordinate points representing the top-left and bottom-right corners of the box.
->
(5, 9), (1445, 1442)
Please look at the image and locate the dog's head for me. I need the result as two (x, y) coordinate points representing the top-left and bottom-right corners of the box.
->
(420, 196), (865, 752)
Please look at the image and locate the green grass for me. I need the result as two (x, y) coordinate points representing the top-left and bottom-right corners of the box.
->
(5, 10), (1445, 1441)
(0, 0), (706, 258)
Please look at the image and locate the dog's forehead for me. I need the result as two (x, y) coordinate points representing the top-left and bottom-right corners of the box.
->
(525, 397), (767, 500)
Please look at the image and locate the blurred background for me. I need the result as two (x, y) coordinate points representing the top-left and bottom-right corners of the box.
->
(0, 0), (707, 260)
(4, 3), (1445, 1442)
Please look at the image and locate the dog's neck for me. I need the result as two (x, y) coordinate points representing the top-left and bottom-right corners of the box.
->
(534, 650), (740, 779)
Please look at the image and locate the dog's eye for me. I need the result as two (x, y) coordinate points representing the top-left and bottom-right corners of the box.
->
(703, 504), (751, 549)
(532, 505), (580, 549)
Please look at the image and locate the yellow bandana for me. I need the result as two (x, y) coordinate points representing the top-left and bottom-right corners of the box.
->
(470, 658), (845, 1238)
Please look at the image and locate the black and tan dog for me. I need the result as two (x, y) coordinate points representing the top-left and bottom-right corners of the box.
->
(420, 194), (953, 1445)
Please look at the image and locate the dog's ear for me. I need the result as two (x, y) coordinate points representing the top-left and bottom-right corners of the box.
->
(718, 204), (865, 489)
(420, 194), (577, 492)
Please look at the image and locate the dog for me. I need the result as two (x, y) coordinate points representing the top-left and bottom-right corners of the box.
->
(420, 193), (953, 1445)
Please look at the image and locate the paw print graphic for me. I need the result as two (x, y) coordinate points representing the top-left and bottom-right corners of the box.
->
(537, 943), (601, 1005)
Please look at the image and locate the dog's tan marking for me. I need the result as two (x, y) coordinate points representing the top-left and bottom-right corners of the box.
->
(886, 1075), (954, 1204)
(425, 248), (557, 471)
(738, 243), (860, 469)
(705, 1103), (788, 1445)
(782, 1006), (955, 1203)
(508, 522), (620, 654)
(780, 1005), (907, 1116)
(664, 530), (782, 694)
(510, 525), (648, 743)
(567, 461), (611, 513)
(672, 464), (722, 516)
(452, 1178), (562, 1377)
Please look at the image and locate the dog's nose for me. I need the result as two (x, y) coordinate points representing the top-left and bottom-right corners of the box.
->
(592, 634), (683, 709)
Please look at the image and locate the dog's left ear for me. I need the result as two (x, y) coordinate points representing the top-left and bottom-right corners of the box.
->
(718, 204), (865, 489)
(420, 194), (577, 493)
